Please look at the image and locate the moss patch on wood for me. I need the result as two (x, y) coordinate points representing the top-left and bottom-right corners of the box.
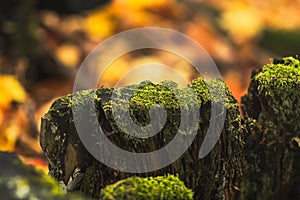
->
(100, 174), (194, 200)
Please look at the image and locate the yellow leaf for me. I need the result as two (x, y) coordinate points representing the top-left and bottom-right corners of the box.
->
(0, 75), (27, 152)
(55, 43), (80, 68)
(84, 12), (115, 40)
(0, 75), (27, 110)
(220, 6), (263, 43)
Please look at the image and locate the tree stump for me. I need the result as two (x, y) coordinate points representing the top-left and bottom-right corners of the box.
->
(40, 77), (245, 199)
(241, 57), (300, 200)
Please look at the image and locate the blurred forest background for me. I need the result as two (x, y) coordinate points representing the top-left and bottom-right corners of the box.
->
(0, 0), (299, 171)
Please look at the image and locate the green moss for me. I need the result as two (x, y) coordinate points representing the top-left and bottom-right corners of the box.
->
(50, 77), (236, 145)
(255, 56), (300, 97)
(253, 56), (300, 130)
(50, 77), (233, 117)
(100, 174), (194, 200)
(50, 90), (100, 121)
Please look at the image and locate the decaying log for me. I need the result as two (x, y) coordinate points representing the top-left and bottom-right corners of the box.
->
(40, 77), (245, 199)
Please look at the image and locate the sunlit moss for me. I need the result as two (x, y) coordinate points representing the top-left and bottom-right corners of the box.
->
(253, 56), (300, 130)
(100, 174), (194, 200)
(49, 77), (237, 142)
(190, 77), (236, 108)
(54, 77), (236, 120)
(255, 56), (300, 97)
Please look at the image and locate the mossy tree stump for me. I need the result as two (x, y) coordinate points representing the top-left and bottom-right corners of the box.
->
(40, 77), (244, 200)
(241, 57), (300, 200)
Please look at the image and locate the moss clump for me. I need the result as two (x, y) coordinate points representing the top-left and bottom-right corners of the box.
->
(253, 56), (300, 130)
(191, 78), (227, 105)
(255, 56), (300, 96)
(100, 174), (194, 200)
